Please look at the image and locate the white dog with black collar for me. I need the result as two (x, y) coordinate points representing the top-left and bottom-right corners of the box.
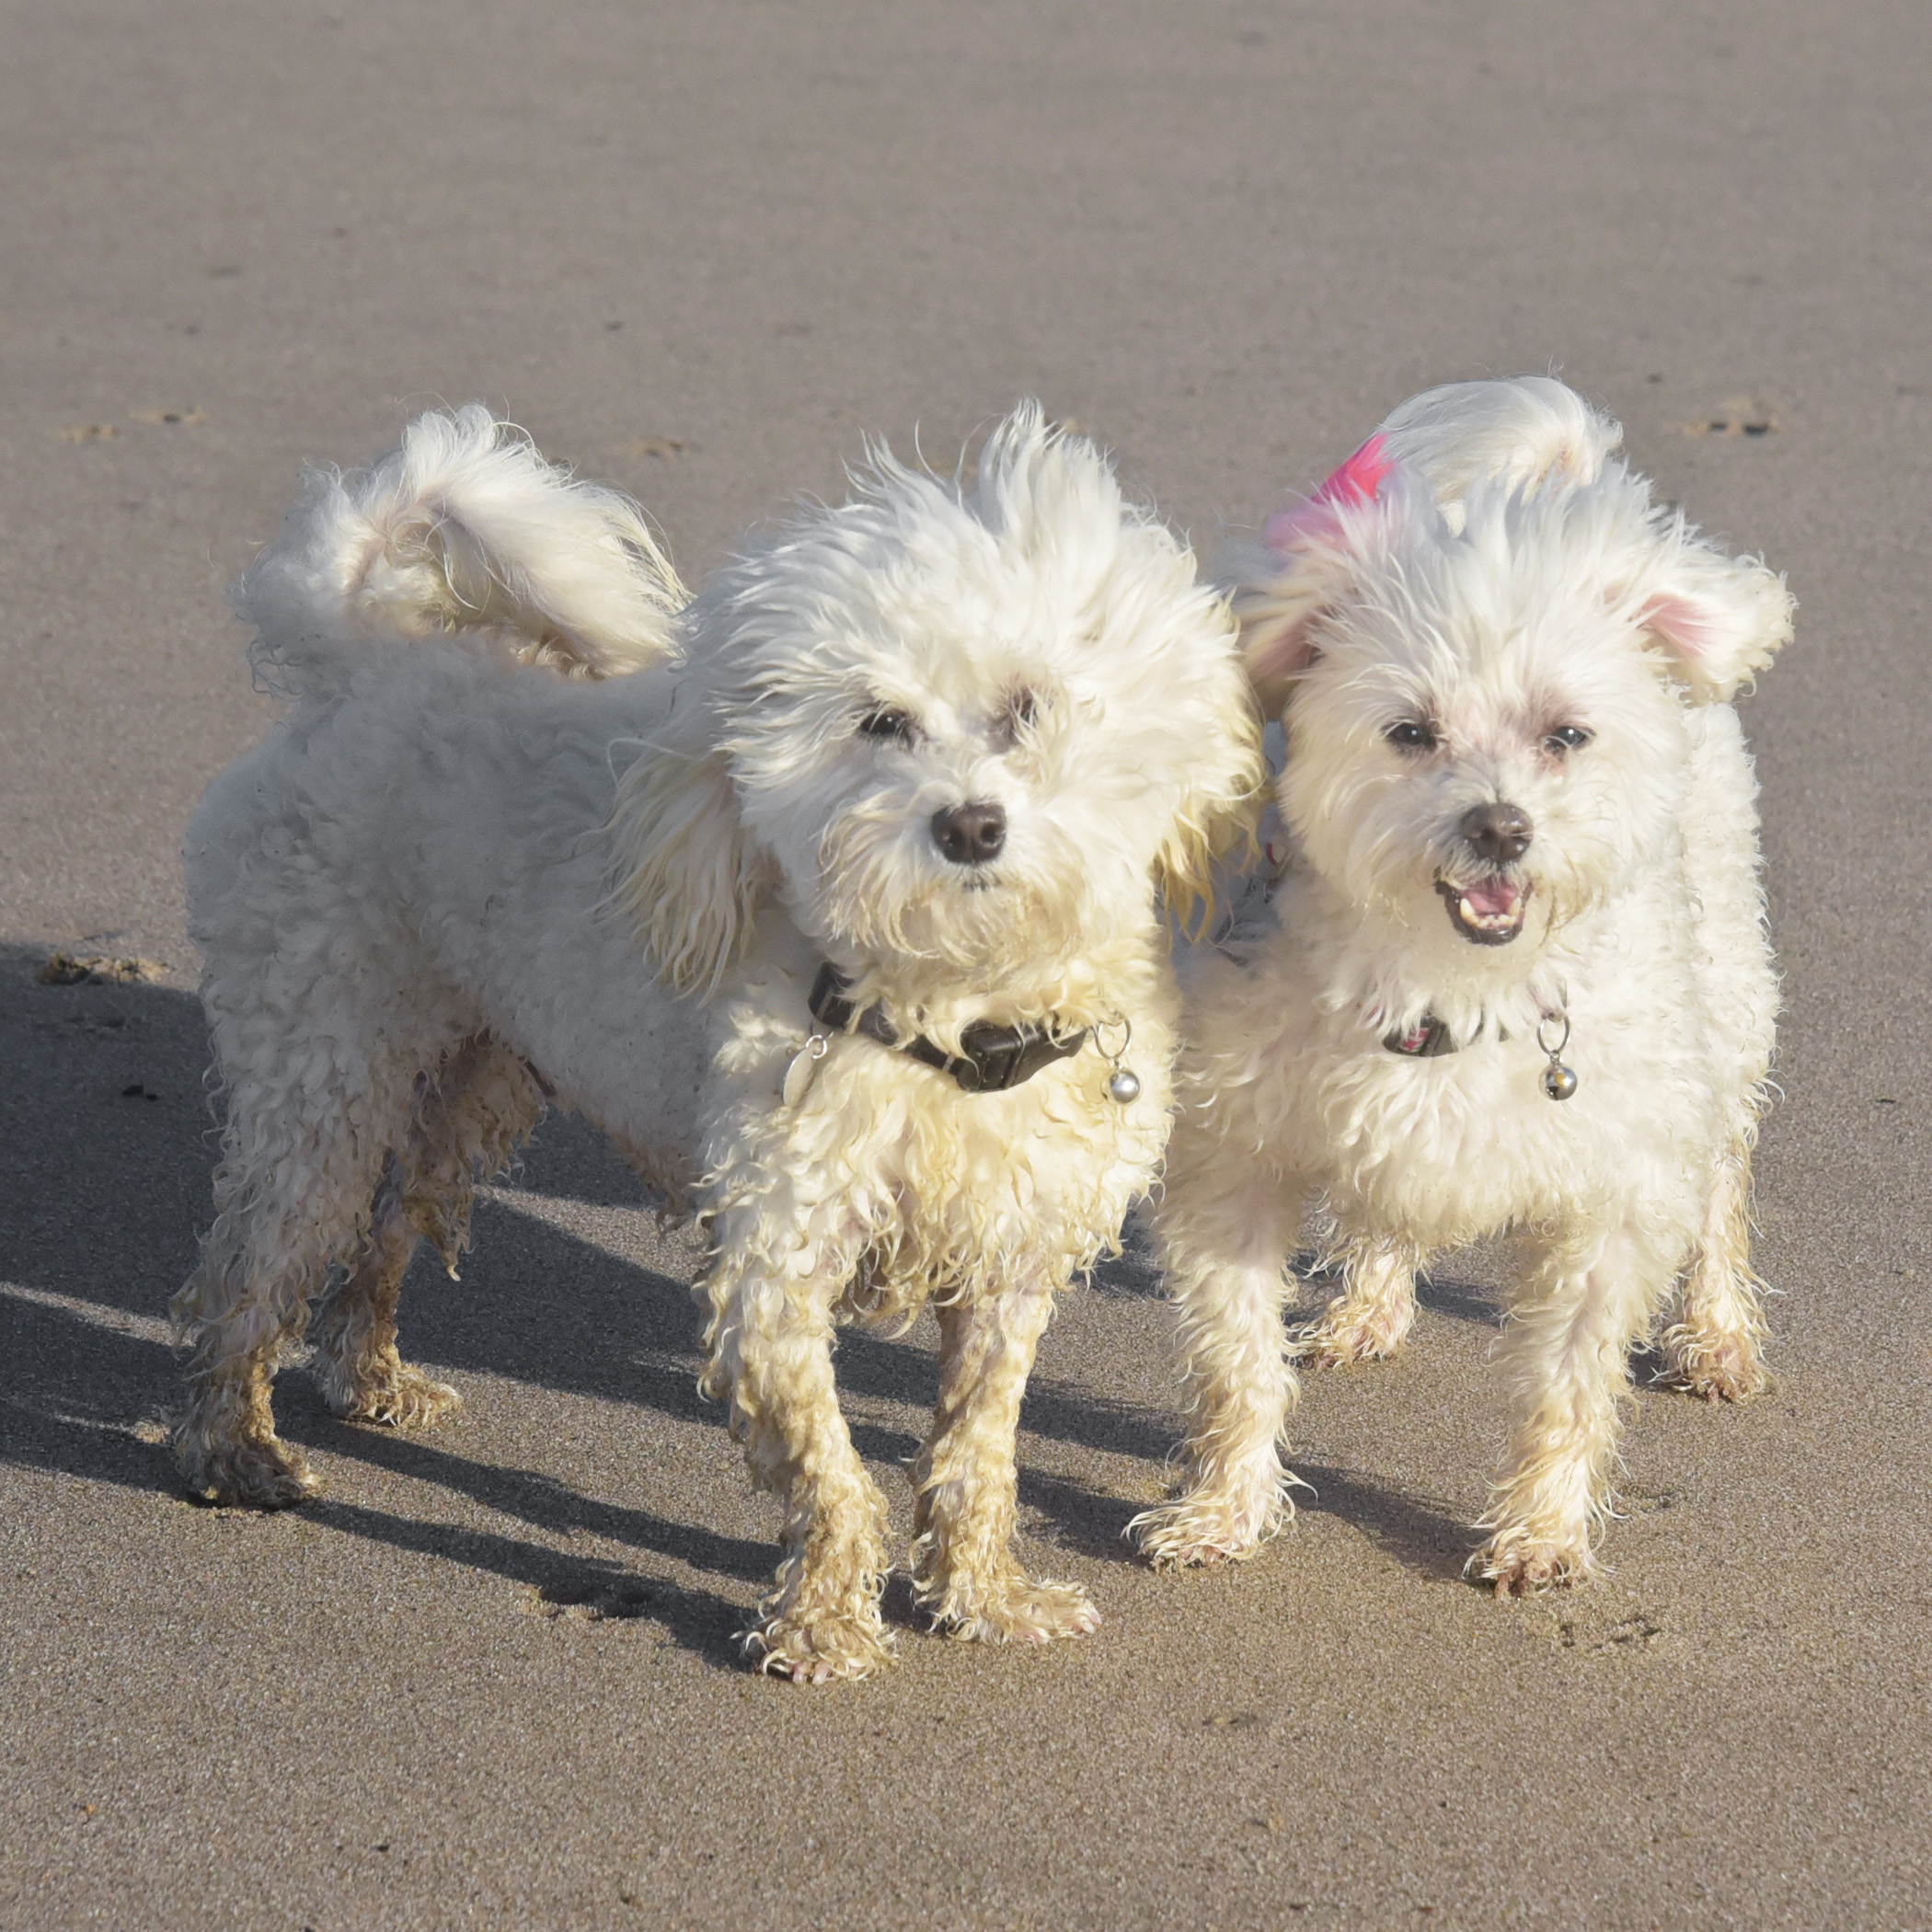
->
(170, 403), (1261, 1678)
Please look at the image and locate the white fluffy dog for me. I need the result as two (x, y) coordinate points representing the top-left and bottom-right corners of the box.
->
(1133, 377), (1791, 1593)
(170, 403), (1262, 1679)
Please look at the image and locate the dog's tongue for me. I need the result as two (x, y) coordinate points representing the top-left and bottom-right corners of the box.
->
(1461, 877), (1521, 916)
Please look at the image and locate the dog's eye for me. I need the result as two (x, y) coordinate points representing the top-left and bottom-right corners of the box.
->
(1385, 720), (1439, 752)
(996, 687), (1041, 746)
(1544, 725), (1593, 755)
(857, 707), (914, 744)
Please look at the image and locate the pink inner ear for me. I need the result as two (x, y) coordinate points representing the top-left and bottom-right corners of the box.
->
(1639, 591), (1718, 660)
(1264, 433), (1392, 555)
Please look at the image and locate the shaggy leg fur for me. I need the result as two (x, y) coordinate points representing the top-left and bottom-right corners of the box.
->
(1297, 1237), (1421, 1367)
(705, 1254), (896, 1684)
(1660, 1149), (1770, 1401)
(1474, 1221), (1684, 1595)
(911, 1283), (1098, 1644)
(309, 1167), (462, 1429)
(1133, 1180), (1302, 1568)
(312, 1038), (546, 1427)
(172, 1079), (406, 1507)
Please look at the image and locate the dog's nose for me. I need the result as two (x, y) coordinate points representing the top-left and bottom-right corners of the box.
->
(931, 801), (1006, 866)
(1460, 801), (1534, 865)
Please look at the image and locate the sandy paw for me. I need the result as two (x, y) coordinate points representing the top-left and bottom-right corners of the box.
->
(1658, 1330), (1767, 1404)
(1294, 1299), (1413, 1368)
(1129, 1493), (1273, 1570)
(749, 1609), (896, 1685)
(339, 1364), (465, 1430)
(178, 1432), (321, 1510)
(1472, 1530), (1593, 1598)
(926, 1571), (1101, 1644)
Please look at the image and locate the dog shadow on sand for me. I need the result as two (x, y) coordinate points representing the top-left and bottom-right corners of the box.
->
(0, 944), (1482, 1655)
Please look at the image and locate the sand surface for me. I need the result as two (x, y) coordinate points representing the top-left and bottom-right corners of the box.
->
(4, 3), (1928, 1926)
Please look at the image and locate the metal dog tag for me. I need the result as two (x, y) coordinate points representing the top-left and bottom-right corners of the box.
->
(781, 1033), (830, 1108)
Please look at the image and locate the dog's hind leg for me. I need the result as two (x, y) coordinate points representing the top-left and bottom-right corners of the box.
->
(1295, 1236), (1421, 1368)
(910, 1280), (1098, 1645)
(1659, 1147), (1769, 1401)
(309, 1158), (456, 1429)
(1131, 1170), (1303, 1570)
(1664, 704), (1776, 1402)
(171, 1046), (413, 1508)
(311, 1037), (546, 1428)
(701, 1236), (895, 1684)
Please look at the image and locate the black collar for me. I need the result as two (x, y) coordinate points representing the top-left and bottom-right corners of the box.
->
(1384, 1014), (1457, 1057)
(1383, 1012), (1512, 1058)
(809, 962), (1087, 1095)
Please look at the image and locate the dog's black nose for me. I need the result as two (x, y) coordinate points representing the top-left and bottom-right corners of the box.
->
(931, 801), (1006, 866)
(1460, 801), (1533, 865)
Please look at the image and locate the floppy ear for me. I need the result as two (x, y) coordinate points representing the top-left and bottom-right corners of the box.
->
(1235, 436), (1393, 716)
(607, 725), (776, 997)
(1629, 528), (1794, 703)
(1154, 615), (1270, 936)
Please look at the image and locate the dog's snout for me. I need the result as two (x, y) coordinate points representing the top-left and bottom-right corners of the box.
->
(1460, 801), (1534, 866)
(931, 801), (1006, 867)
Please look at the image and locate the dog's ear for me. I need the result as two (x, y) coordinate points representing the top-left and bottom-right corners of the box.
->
(607, 720), (776, 997)
(1154, 624), (1270, 937)
(1624, 525), (1794, 704)
(1236, 437), (1394, 715)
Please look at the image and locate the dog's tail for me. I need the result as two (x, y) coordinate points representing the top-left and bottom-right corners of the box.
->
(236, 406), (687, 696)
(1373, 375), (1623, 512)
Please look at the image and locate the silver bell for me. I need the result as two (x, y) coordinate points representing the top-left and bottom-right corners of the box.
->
(1108, 1067), (1142, 1105)
(1541, 1062), (1578, 1101)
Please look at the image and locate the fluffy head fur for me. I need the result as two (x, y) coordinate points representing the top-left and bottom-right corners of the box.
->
(612, 405), (1263, 1011)
(1234, 376), (1791, 1013)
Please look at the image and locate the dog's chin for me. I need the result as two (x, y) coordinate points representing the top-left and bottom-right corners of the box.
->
(824, 872), (1086, 982)
(1434, 875), (1530, 947)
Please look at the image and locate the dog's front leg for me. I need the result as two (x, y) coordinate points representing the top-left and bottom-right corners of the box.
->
(1132, 1178), (1303, 1569)
(910, 1282), (1099, 1644)
(703, 1247), (894, 1684)
(1475, 1218), (1684, 1594)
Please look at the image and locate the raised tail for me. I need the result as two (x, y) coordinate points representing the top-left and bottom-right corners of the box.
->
(236, 405), (688, 696)
(1374, 375), (1623, 512)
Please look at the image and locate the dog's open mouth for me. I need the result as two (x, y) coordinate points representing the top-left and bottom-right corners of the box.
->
(1436, 874), (1529, 946)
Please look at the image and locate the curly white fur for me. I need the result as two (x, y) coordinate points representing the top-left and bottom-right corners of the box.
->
(170, 403), (1262, 1680)
(1134, 376), (1790, 1594)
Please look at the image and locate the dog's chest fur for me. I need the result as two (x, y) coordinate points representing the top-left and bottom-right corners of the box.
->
(1190, 864), (1726, 1250)
(705, 931), (1178, 1316)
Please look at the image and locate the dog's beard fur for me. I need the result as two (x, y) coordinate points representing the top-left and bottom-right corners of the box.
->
(813, 803), (1088, 981)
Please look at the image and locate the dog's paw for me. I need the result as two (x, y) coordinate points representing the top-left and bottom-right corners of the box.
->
(177, 1432), (321, 1511)
(1471, 1529), (1593, 1598)
(929, 1572), (1101, 1645)
(337, 1364), (465, 1430)
(1128, 1492), (1276, 1570)
(1294, 1297), (1413, 1369)
(1657, 1328), (1767, 1404)
(748, 1608), (897, 1685)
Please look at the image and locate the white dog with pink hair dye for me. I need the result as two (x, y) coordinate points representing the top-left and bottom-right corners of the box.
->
(1134, 376), (1792, 1593)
